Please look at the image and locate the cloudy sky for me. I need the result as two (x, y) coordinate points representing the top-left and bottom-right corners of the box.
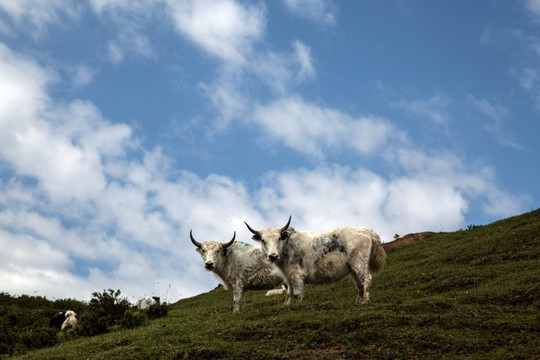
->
(1, 0), (539, 302)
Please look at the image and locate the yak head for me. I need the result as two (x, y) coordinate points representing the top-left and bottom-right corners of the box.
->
(244, 216), (292, 263)
(190, 231), (235, 270)
(64, 310), (77, 320)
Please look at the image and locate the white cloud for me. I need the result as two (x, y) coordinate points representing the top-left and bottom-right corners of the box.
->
(0, 0), (79, 37)
(254, 165), (467, 241)
(385, 147), (529, 219)
(69, 64), (99, 88)
(394, 93), (452, 125)
(198, 69), (249, 130)
(518, 68), (538, 91)
(87, 0), (158, 63)
(281, 0), (337, 26)
(165, 0), (266, 64)
(515, 67), (540, 111)
(293, 40), (315, 81)
(0, 45), (108, 200)
(249, 41), (315, 94)
(524, 0), (540, 20)
(107, 24), (155, 64)
(252, 96), (397, 157)
(253, 148), (526, 241)
(0, 41), (261, 300)
(89, 0), (158, 15)
(198, 41), (317, 129)
(468, 95), (523, 149)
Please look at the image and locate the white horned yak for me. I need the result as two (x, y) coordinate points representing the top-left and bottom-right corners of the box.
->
(49, 310), (78, 331)
(190, 230), (286, 312)
(244, 216), (386, 305)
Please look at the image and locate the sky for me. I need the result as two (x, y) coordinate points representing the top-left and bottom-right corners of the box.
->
(1, 0), (539, 303)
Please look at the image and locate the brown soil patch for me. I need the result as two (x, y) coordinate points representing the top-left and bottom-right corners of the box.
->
(383, 232), (435, 251)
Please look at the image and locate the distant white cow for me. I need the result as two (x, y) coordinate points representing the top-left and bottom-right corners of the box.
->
(245, 216), (386, 305)
(137, 296), (160, 309)
(49, 310), (78, 330)
(190, 230), (286, 312)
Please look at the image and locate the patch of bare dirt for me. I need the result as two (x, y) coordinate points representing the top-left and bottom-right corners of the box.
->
(383, 232), (435, 251)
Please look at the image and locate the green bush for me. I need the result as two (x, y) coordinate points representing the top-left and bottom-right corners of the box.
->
(119, 310), (147, 329)
(77, 289), (130, 336)
(145, 303), (168, 320)
(21, 325), (58, 349)
(0, 289), (169, 357)
(0, 321), (18, 355)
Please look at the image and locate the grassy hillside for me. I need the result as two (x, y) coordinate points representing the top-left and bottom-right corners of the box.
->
(16, 209), (540, 359)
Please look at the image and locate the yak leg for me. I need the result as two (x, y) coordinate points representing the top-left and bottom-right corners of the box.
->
(284, 282), (295, 304)
(232, 285), (245, 312)
(288, 271), (305, 303)
(349, 251), (372, 305)
(351, 270), (372, 304)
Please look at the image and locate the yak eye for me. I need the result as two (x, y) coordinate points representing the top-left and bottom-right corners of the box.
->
(280, 232), (288, 241)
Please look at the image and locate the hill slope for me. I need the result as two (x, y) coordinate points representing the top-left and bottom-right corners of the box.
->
(17, 210), (540, 359)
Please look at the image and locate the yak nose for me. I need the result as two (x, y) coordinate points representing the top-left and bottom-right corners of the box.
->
(205, 262), (214, 269)
(269, 253), (279, 261)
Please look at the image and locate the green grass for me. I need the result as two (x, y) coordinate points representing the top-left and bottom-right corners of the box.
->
(16, 209), (540, 359)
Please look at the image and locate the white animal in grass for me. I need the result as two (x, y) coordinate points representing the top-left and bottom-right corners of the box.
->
(137, 296), (160, 309)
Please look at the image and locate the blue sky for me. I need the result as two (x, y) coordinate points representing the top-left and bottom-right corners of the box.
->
(1, 0), (539, 302)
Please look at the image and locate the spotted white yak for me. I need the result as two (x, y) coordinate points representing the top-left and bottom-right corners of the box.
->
(190, 230), (286, 312)
(244, 216), (386, 305)
(49, 310), (78, 330)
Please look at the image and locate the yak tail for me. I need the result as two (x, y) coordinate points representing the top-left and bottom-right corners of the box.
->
(369, 233), (386, 275)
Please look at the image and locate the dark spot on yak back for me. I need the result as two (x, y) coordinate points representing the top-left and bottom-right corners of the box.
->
(328, 239), (347, 254)
(314, 236), (347, 256)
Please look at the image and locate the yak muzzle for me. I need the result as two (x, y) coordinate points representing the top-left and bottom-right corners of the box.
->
(205, 262), (215, 269)
(268, 253), (279, 262)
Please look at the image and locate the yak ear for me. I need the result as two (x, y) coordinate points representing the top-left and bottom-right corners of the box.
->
(279, 230), (290, 241)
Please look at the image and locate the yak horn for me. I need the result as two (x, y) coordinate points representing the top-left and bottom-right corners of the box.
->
(190, 230), (202, 248)
(281, 215), (292, 232)
(244, 221), (260, 235)
(222, 231), (236, 248)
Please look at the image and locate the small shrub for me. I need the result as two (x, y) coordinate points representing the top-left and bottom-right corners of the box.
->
(145, 303), (168, 320)
(119, 310), (147, 329)
(77, 307), (109, 336)
(20, 325), (58, 349)
(0, 322), (18, 355)
(77, 289), (130, 336)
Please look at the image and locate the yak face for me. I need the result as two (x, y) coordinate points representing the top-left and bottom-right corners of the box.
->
(245, 216), (292, 263)
(196, 241), (229, 270)
(190, 231), (235, 270)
